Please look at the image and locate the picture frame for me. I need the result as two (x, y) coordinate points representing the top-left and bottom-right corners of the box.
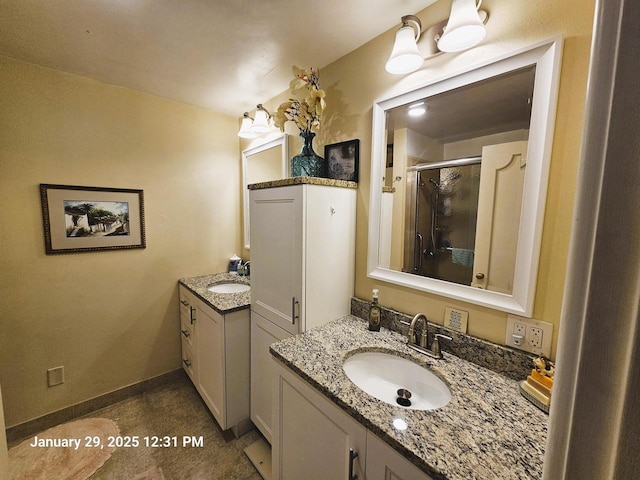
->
(40, 184), (146, 254)
(324, 139), (359, 182)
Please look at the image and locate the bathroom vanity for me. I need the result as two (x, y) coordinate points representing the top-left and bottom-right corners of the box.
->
(270, 316), (547, 479)
(178, 273), (251, 437)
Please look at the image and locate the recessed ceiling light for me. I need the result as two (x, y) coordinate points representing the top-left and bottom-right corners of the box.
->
(408, 102), (426, 117)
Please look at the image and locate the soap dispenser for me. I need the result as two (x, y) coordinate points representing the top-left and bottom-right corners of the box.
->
(369, 289), (381, 332)
(228, 254), (241, 275)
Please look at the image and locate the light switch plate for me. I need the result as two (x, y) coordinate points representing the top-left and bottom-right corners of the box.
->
(444, 307), (468, 333)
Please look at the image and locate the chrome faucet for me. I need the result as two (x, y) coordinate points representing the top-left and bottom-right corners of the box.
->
(402, 313), (452, 359)
(238, 261), (250, 277)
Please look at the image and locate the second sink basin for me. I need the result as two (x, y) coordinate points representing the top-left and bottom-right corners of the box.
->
(343, 352), (451, 410)
(207, 282), (250, 294)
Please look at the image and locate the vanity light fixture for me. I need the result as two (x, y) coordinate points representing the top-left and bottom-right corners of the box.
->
(385, 15), (424, 75)
(237, 104), (273, 138)
(386, 1), (489, 75)
(237, 112), (256, 138)
(251, 104), (272, 133)
(436, 0), (488, 53)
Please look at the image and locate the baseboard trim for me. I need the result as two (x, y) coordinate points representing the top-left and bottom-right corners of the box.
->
(6, 368), (186, 445)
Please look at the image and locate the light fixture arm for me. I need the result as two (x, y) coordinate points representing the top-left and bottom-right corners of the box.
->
(400, 15), (422, 42)
(256, 104), (271, 118)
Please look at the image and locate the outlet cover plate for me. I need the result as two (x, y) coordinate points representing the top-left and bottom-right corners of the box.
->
(505, 315), (553, 356)
(47, 366), (64, 387)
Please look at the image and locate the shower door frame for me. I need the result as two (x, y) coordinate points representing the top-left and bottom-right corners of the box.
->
(406, 156), (482, 278)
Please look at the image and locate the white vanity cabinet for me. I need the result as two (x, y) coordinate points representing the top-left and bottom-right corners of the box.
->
(179, 285), (250, 437)
(272, 361), (433, 480)
(249, 182), (356, 442)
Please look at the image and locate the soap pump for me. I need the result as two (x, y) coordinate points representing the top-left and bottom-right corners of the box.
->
(369, 289), (381, 332)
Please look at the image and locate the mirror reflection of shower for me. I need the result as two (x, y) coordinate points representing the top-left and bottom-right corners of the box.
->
(406, 157), (481, 286)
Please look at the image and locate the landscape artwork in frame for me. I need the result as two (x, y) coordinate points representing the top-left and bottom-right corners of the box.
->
(40, 184), (146, 254)
(325, 139), (359, 182)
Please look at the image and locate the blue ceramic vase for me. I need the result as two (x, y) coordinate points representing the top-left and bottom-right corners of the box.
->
(290, 131), (327, 178)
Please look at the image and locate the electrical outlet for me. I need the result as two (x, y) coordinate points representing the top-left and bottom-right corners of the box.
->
(505, 315), (553, 356)
(47, 366), (64, 387)
(530, 327), (543, 349)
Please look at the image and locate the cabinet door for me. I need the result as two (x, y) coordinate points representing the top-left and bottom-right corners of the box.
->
(196, 304), (226, 429)
(366, 431), (433, 480)
(273, 362), (366, 480)
(251, 311), (291, 443)
(249, 186), (303, 335)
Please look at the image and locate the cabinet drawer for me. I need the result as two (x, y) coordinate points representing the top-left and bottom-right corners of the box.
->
(180, 317), (194, 347)
(179, 287), (196, 319)
(181, 338), (196, 380)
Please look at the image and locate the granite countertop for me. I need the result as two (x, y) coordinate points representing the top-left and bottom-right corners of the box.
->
(248, 177), (357, 190)
(270, 316), (548, 480)
(178, 273), (250, 314)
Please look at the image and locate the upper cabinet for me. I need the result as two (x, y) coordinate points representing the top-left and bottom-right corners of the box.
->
(368, 39), (563, 316)
(249, 182), (357, 334)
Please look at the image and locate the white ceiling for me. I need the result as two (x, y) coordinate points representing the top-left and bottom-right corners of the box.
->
(0, 0), (438, 117)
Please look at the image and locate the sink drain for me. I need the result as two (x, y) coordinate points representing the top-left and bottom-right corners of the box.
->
(396, 388), (412, 407)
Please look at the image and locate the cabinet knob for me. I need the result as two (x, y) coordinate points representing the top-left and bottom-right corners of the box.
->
(475, 273), (485, 280)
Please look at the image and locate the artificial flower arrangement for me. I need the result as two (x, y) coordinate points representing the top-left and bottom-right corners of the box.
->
(274, 66), (326, 134)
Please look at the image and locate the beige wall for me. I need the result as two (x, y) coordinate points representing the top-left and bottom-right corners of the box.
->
(311, 0), (595, 358)
(0, 56), (241, 427)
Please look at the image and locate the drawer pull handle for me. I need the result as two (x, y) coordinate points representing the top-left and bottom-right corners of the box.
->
(182, 359), (191, 368)
(190, 306), (196, 324)
(181, 329), (190, 338)
(348, 448), (358, 480)
(180, 300), (189, 307)
(291, 297), (299, 325)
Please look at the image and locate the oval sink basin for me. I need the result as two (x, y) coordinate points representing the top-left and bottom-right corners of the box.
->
(206, 283), (250, 294)
(343, 352), (451, 410)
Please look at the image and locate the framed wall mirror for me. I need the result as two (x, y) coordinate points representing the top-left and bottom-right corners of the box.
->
(242, 134), (288, 248)
(368, 39), (563, 316)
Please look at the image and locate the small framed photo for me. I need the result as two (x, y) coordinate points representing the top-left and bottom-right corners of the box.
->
(325, 139), (359, 182)
(40, 184), (146, 254)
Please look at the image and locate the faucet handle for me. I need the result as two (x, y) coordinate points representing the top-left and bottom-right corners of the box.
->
(399, 320), (416, 344)
(432, 334), (452, 355)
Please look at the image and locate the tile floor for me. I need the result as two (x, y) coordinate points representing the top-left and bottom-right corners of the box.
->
(11, 379), (262, 480)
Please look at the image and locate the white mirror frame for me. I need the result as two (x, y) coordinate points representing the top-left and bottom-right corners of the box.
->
(368, 38), (563, 316)
(242, 133), (288, 248)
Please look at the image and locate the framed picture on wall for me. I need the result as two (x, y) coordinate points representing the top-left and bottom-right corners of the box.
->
(324, 139), (360, 182)
(40, 184), (146, 254)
